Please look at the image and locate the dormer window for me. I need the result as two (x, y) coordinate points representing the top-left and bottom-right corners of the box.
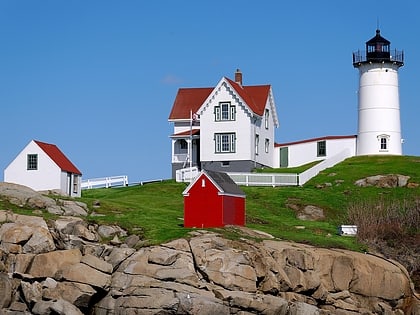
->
(215, 102), (235, 121)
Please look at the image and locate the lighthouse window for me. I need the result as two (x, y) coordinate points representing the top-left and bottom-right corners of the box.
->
(380, 137), (388, 150)
(378, 134), (390, 151)
(317, 141), (326, 157)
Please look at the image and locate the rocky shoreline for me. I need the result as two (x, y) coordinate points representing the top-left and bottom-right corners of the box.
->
(0, 209), (418, 314)
(0, 182), (419, 314)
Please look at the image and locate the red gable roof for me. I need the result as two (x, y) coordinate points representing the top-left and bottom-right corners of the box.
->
(168, 87), (213, 120)
(34, 140), (82, 175)
(225, 78), (270, 116)
(168, 77), (271, 120)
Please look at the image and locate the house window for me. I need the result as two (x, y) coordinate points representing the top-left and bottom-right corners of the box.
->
(73, 175), (79, 193)
(215, 133), (236, 153)
(179, 139), (188, 150)
(215, 102), (235, 121)
(27, 154), (38, 170)
(317, 141), (326, 157)
(265, 138), (270, 153)
(265, 109), (269, 129)
(255, 134), (259, 155)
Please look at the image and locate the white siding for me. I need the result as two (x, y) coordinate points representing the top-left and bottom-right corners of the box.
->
(275, 137), (356, 168)
(4, 140), (62, 191)
(199, 82), (254, 162)
(356, 63), (402, 155)
(254, 102), (275, 168)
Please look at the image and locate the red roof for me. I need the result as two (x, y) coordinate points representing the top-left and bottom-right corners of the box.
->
(168, 78), (271, 120)
(168, 87), (213, 120)
(275, 135), (357, 147)
(34, 140), (82, 175)
(225, 78), (270, 116)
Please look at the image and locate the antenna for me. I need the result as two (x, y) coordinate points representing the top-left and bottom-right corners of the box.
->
(376, 17), (380, 30)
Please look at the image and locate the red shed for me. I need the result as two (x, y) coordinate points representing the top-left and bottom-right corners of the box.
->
(183, 170), (246, 228)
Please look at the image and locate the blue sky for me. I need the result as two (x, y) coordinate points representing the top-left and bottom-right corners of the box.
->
(1, 1), (419, 182)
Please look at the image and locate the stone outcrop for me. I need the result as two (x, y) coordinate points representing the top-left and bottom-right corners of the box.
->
(0, 210), (419, 314)
(354, 174), (411, 188)
(0, 182), (88, 216)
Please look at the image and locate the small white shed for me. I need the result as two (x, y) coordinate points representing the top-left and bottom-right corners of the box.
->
(4, 140), (82, 197)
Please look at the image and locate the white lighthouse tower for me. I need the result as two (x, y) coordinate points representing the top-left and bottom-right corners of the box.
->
(353, 29), (404, 155)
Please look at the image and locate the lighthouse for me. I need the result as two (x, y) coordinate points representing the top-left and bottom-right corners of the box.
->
(353, 29), (404, 156)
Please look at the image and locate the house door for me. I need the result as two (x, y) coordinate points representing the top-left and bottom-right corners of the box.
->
(196, 139), (201, 169)
(66, 172), (72, 196)
(280, 147), (289, 167)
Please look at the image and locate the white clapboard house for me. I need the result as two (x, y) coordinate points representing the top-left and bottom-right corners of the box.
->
(168, 69), (279, 178)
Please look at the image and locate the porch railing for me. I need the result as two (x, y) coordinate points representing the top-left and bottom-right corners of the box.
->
(175, 167), (199, 183)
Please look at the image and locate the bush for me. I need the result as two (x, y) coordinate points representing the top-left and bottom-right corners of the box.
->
(348, 196), (420, 241)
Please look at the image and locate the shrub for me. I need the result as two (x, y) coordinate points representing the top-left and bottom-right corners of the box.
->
(347, 196), (420, 242)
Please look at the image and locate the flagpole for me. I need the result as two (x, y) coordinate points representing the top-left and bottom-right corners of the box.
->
(189, 109), (193, 180)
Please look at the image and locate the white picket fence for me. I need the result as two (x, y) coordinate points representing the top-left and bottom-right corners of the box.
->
(227, 172), (298, 187)
(81, 175), (128, 189)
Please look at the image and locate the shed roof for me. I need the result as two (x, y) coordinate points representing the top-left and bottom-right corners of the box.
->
(34, 140), (82, 175)
(183, 169), (245, 197)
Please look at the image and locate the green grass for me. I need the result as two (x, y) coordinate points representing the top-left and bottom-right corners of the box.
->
(74, 155), (420, 250)
(255, 161), (321, 174)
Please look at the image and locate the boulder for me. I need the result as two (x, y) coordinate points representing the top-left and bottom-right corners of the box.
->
(57, 262), (111, 289)
(27, 249), (82, 278)
(81, 254), (113, 274)
(297, 205), (325, 221)
(42, 281), (97, 309)
(354, 174), (411, 188)
(121, 246), (201, 287)
(32, 298), (84, 315)
(59, 200), (89, 216)
(0, 182), (56, 209)
(0, 273), (12, 309)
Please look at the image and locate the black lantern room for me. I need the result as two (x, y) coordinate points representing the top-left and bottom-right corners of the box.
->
(353, 29), (404, 67)
(366, 29), (390, 61)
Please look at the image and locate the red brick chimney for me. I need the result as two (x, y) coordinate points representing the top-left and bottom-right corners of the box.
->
(234, 69), (242, 86)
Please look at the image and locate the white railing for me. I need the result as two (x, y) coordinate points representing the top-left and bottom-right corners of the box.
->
(298, 149), (352, 186)
(172, 153), (188, 163)
(227, 172), (298, 187)
(81, 175), (128, 189)
(176, 167), (199, 183)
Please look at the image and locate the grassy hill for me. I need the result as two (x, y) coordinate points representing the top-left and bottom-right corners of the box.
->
(79, 155), (420, 253)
